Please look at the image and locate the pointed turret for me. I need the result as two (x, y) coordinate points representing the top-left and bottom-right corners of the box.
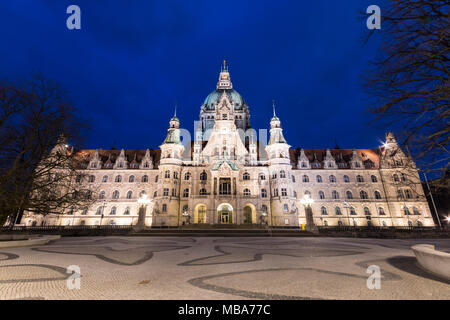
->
(160, 108), (185, 163)
(217, 60), (233, 90)
(266, 102), (291, 164)
(113, 149), (128, 169)
(89, 149), (102, 169)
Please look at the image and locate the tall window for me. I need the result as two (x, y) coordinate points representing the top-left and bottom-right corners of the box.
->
(405, 189), (412, 199)
(272, 172), (277, 179)
(280, 170), (286, 178)
(292, 175), (296, 183)
(283, 204), (289, 213)
(172, 188), (176, 197)
(243, 188), (251, 196)
(112, 190), (119, 199)
(102, 175), (108, 183)
(274, 189), (279, 197)
(162, 204), (167, 213)
(356, 175), (364, 183)
(335, 207), (342, 215)
(259, 173), (266, 180)
(184, 172), (191, 180)
(360, 190), (368, 199)
(332, 190), (339, 199)
(343, 175), (350, 183)
(371, 175), (378, 183)
(173, 172), (178, 179)
(199, 188), (207, 195)
(115, 175), (122, 183)
(321, 206), (327, 215)
(165, 170), (170, 178)
(126, 191), (132, 199)
(89, 175), (95, 183)
(142, 175), (148, 182)
(261, 189), (267, 198)
(393, 174), (399, 182)
(281, 188), (287, 197)
(155, 175), (159, 183)
(96, 207), (102, 215)
(413, 207), (420, 215)
(364, 207), (371, 215)
(350, 207), (356, 215)
(243, 172), (250, 180)
(110, 207), (116, 215)
(163, 188), (169, 196)
(319, 191), (325, 199)
(397, 189), (404, 199)
(200, 171), (207, 181)
(403, 207), (410, 215)
(262, 205), (267, 213)
(183, 189), (189, 198)
(153, 191), (157, 197)
(129, 175), (135, 183)
(346, 191), (353, 199)
(219, 178), (231, 195)
(302, 175), (309, 183)
(378, 207), (385, 215)
(99, 191), (106, 199)
(401, 173), (407, 182)
(329, 175), (336, 183)
(316, 175), (322, 183)
(374, 191), (382, 199)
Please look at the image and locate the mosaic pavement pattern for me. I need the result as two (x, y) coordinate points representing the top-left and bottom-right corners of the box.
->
(0, 236), (448, 300)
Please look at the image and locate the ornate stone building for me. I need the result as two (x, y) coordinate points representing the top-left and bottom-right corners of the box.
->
(21, 64), (435, 228)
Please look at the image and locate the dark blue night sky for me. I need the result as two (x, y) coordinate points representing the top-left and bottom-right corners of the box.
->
(0, 0), (388, 150)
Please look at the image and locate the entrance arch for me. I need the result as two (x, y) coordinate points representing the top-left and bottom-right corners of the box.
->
(194, 204), (207, 224)
(217, 203), (233, 224)
(243, 204), (256, 224)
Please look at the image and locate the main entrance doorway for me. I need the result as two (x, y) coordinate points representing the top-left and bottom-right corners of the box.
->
(217, 203), (233, 224)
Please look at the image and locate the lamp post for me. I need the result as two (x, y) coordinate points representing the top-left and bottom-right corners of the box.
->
(100, 200), (106, 226)
(343, 201), (352, 227)
(136, 194), (151, 231)
(300, 194), (317, 232)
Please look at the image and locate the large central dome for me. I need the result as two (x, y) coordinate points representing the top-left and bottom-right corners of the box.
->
(203, 89), (245, 110)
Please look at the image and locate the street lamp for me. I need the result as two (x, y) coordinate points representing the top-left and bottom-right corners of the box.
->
(300, 194), (314, 207)
(100, 200), (106, 226)
(137, 194), (152, 229)
(342, 201), (352, 227)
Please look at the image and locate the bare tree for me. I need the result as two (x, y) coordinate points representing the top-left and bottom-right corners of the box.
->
(364, 0), (449, 190)
(0, 75), (95, 227)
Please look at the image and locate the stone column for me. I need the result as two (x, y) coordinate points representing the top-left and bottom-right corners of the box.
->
(134, 205), (146, 232)
(305, 206), (318, 233)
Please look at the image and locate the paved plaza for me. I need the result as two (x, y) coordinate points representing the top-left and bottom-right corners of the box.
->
(0, 236), (448, 300)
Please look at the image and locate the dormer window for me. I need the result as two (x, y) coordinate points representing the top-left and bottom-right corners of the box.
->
(301, 162), (307, 168)
(222, 114), (227, 120)
(91, 162), (97, 168)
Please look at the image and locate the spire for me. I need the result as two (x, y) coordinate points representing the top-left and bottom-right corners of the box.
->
(163, 112), (182, 145)
(217, 60), (232, 89)
(171, 104), (179, 122)
(271, 100), (279, 121)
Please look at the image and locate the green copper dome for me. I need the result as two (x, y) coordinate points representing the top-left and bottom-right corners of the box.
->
(203, 89), (245, 110)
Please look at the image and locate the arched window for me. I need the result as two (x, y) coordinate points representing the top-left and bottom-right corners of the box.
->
(272, 172), (277, 179)
(413, 207), (420, 215)
(153, 191), (157, 198)
(401, 173), (407, 182)
(88, 175), (95, 183)
(304, 190), (311, 197)
(115, 175), (122, 183)
(346, 191), (353, 199)
(124, 207), (130, 215)
(155, 175), (159, 183)
(140, 190), (146, 197)
(173, 172), (178, 179)
(374, 191), (382, 199)
(110, 207), (116, 215)
(199, 188), (207, 195)
(274, 189), (279, 197)
(81, 207), (88, 215)
(316, 175), (322, 183)
(378, 207), (385, 215)
(319, 191), (325, 199)
(75, 175), (82, 183)
(102, 175), (108, 183)
(172, 188), (176, 197)
(343, 175), (350, 183)
(183, 189), (189, 198)
(393, 174), (399, 182)
(184, 172), (191, 180)
(403, 207), (410, 215)
(302, 175), (309, 183)
(243, 188), (251, 196)
(283, 204), (289, 213)
(293, 191), (297, 198)
(350, 207), (356, 215)
(280, 170), (286, 178)
(96, 207), (102, 215)
(259, 173), (266, 180)
(329, 175), (336, 183)
(142, 175), (148, 182)
(292, 175), (296, 183)
(356, 175), (364, 183)
(397, 189), (404, 199)
(371, 175), (378, 183)
(332, 190), (339, 199)
(261, 189), (267, 198)
(321, 206), (327, 215)
(165, 170), (170, 178)
(99, 190), (106, 199)
(364, 207), (371, 215)
(129, 175), (135, 183)
(200, 171), (207, 181)
(417, 221), (423, 227)
(243, 172), (250, 180)
(405, 189), (412, 199)
(262, 205), (268, 213)
(335, 207), (342, 215)
(126, 191), (132, 199)
(112, 190), (120, 199)
(360, 190), (368, 199)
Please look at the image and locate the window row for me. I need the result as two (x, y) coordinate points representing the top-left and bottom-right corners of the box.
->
(301, 174), (378, 183)
(319, 206), (387, 216)
(303, 190), (382, 200)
